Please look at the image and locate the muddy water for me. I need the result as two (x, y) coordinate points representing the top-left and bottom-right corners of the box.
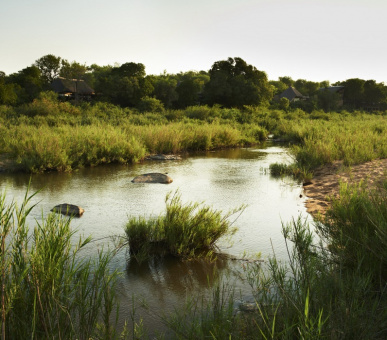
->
(0, 144), (310, 334)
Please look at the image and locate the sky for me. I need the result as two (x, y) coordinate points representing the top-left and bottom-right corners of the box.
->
(1, 0), (386, 83)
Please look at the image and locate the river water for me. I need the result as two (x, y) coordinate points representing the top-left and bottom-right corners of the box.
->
(0, 144), (311, 334)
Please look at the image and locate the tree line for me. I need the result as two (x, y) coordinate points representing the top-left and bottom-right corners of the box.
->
(1, 54), (387, 112)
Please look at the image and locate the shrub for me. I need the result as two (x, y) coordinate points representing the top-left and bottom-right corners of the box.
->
(137, 96), (165, 113)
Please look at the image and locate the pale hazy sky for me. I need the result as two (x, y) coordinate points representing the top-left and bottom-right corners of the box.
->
(1, 0), (386, 83)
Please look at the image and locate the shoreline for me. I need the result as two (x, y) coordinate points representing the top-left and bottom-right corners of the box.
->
(2, 152), (386, 219)
(303, 158), (387, 217)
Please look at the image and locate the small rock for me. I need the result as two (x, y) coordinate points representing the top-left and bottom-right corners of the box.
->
(238, 302), (258, 312)
(51, 204), (85, 217)
(132, 173), (173, 184)
(147, 154), (182, 161)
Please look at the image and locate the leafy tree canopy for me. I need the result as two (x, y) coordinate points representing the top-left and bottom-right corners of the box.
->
(34, 54), (62, 83)
(60, 60), (88, 80)
(204, 57), (273, 107)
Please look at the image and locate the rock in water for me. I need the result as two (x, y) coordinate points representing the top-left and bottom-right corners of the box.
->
(131, 173), (173, 184)
(51, 204), (85, 217)
(147, 154), (182, 160)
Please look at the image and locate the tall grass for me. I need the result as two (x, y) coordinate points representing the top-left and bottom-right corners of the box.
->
(268, 113), (387, 180)
(0, 189), (120, 339)
(156, 180), (387, 339)
(125, 191), (245, 263)
(1, 102), (269, 172)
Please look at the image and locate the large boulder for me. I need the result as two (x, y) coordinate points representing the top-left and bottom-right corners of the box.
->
(131, 173), (173, 184)
(51, 204), (85, 217)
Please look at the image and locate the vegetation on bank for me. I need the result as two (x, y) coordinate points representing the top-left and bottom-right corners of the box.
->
(2, 179), (387, 339)
(2, 54), (387, 114)
(0, 97), (269, 172)
(0, 91), (386, 174)
(0, 189), (121, 339)
(1, 114), (386, 338)
(125, 191), (244, 263)
(153, 179), (387, 339)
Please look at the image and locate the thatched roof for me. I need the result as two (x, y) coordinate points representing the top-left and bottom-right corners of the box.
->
(51, 78), (94, 95)
(279, 86), (304, 101)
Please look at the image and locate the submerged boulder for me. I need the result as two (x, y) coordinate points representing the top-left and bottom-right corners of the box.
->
(51, 204), (85, 217)
(131, 173), (173, 184)
(147, 154), (182, 161)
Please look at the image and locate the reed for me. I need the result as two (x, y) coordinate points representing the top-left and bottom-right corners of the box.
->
(125, 191), (245, 263)
(0, 188), (120, 339)
(157, 180), (387, 339)
(1, 118), (265, 172)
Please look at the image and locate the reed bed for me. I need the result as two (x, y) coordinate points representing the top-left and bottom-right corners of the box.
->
(1, 119), (266, 173)
(125, 191), (245, 263)
(0, 189), (120, 339)
(160, 180), (387, 339)
(268, 113), (387, 179)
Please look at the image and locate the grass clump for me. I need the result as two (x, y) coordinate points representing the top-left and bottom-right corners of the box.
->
(0, 189), (120, 339)
(269, 162), (313, 182)
(125, 191), (245, 263)
(158, 180), (387, 339)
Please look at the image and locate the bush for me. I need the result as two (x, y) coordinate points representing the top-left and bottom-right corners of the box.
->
(137, 96), (165, 113)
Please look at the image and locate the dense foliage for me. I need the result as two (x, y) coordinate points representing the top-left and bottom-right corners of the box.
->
(2, 54), (387, 111)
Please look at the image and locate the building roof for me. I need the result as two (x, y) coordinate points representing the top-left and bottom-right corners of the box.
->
(51, 78), (94, 95)
(279, 86), (304, 101)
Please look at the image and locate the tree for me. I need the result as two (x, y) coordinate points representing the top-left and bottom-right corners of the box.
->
(335, 78), (387, 110)
(175, 71), (209, 108)
(363, 80), (387, 109)
(0, 74), (18, 105)
(204, 57), (273, 107)
(94, 62), (153, 107)
(60, 60), (88, 80)
(269, 80), (288, 95)
(8, 66), (44, 103)
(278, 76), (294, 87)
(338, 78), (365, 109)
(317, 88), (341, 112)
(112, 62), (146, 78)
(294, 79), (320, 97)
(34, 54), (62, 83)
(150, 74), (178, 108)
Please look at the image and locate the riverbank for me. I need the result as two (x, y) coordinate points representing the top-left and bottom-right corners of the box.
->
(0, 153), (19, 172)
(303, 158), (387, 216)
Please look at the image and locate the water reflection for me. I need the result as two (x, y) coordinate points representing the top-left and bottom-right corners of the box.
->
(126, 255), (230, 296)
(0, 144), (310, 334)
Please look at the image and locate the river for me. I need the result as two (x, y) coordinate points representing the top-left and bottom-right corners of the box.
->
(0, 144), (311, 334)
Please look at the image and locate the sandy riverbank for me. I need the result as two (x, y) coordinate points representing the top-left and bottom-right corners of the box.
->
(303, 158), (387, 216)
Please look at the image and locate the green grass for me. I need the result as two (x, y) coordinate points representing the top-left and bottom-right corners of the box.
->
(156, 180), (387, 339)
(0, 188), (121, 339)
(0, 101), (270, 172)
(125, 191), (245, 263)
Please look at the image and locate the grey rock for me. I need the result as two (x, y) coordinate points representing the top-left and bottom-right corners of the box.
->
(132, 173), (173, 184)
(147, 154), (182, 161)
(51, 204), (85, 217)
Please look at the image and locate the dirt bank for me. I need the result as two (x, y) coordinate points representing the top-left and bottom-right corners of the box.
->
(303, 158), (387, 217)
